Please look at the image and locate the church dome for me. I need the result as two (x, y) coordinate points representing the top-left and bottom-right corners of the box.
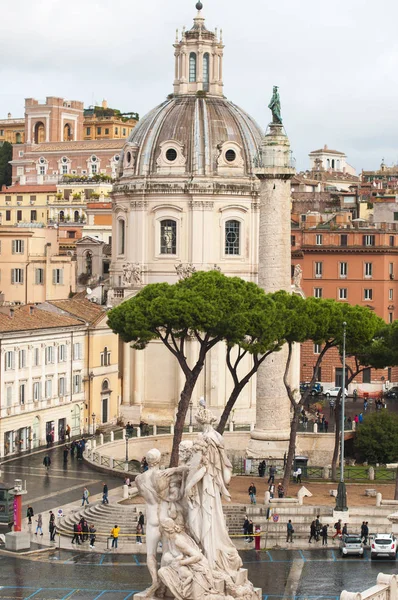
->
(119, 95), (263, 179)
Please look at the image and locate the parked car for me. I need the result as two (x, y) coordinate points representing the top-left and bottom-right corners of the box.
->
(339, 535), (364, 557)
(371, 534), (397, 560)
(385, 387), (398, 400)
(325, 387), (348, 398)
(300, 382), (324, 396)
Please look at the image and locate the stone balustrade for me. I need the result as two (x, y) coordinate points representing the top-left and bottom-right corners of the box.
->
(340, 573), (398, 600)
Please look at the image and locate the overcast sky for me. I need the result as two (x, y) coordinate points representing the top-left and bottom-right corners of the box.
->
(1, 0), (397, 171)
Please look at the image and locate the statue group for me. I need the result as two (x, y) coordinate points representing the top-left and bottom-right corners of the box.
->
(135, 402), (259, 600)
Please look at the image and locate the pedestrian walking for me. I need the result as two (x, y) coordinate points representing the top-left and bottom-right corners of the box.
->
(342, 523), (348, 536)
(35, 514), (43, 536)
(243, 515), (250, 542)
(82, 519), (89, 542)
(332, 519), (342, 540)
(111, 525), (120, 549)
(258, 460), (266, 478)
(321, 524), (328, 545)
(359, 412), (363, 424)
(49, 513), (56, 542)
(63, 447), (69, 463)
(308, 520), (317, 544)
(66, 424), (71, 441)
(136, 522), (143, 544)
(43, 455), (51, 471)
(71, 522), (81, 545)
(138, 511), (145, 535)
(89, 524), (96, 549)
(363, 521), (369, 545)
(277, 483), (284, 498)
(247, 520), (254, 543)
(248, 482), (257, 504)
(26, 505), (34, 525)
(296, 467), (302, 484)
(315, 515), (321, 541)
(268, 465), (276, 484)
(102, 482), (109, 504)
(82, 487), (90, 506)
(286, 520), (294, 543)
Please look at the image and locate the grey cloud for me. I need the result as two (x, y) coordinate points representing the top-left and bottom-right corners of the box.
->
(1, 0), (398, 170)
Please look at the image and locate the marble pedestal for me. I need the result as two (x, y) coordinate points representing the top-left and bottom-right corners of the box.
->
(5, 531), (30, 551)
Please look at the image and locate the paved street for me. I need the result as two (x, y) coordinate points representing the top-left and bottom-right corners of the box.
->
(0, 548), (397, 599)
(0, 445), (124, 514)
(1, 451), (397, 600)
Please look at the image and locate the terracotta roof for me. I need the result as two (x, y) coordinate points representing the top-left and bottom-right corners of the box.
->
(309, 148), (346, 156)
(0, 184), (57, 194)
(29, 140), (124, 153)
(0, 305), (82, 333)
(48, 298), (105, 324)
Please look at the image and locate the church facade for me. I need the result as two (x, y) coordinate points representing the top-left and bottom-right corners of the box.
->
(110, 4), (275, 424)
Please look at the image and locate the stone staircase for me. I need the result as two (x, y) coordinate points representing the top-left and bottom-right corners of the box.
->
(58, 500), (396, 545)
(60, 501), (143, 541)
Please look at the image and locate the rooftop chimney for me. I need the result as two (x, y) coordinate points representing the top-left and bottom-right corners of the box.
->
(7, 113), (12, 119)
(29, 306), (35, 316)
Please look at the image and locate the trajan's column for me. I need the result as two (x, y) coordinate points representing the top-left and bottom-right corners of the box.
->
(247, 87), (296, 459)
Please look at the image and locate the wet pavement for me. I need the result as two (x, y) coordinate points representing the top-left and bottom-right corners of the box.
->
(0, 548), (397, 599)
(0, 445), (124, 514)
(1, 449), (397, 599)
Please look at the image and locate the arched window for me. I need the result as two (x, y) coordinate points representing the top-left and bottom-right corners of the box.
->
(15, 133), (21, 144)
(203, 53), (210, 91)
(326, 159), (330, 169)
(189, 53), (197, 82)
(160, 220), (177, 254)
(63, 123), (72, 141)
(85, 251), (92, 275)
(59, 210), (65, 222)
(225, 220), (241, 255)
(74, 210), (80, 223)
(118, 219), (125, 255)
(336, 159), (341, 170)
(34, 122), (45, 144)
(102, 379), (110, 392)
(331, 159), (335, 169)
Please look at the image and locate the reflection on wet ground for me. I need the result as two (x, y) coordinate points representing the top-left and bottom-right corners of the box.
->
(0, 548), (397, 600)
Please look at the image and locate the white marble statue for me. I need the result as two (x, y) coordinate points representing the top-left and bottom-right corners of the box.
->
(123, 262), (142, 286)
(134, 448), (188, 597)
(135, 404), (259, 600)
(175, 263), (197, 280)
(293, 264), (302, 288)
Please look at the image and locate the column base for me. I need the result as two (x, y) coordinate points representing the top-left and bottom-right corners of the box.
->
(246, 429), (290, 459)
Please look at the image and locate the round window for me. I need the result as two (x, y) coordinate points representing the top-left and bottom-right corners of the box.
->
(91, 156), (97, 163)
(62, 157), (68, 164)
(114, 155), (120, 162)
(225, 149), (236, 162)
(166, 148), (178, 162)
(39, 157), (45, 164)
(126, 152), (132, 165)
(226, 231), (238, 244)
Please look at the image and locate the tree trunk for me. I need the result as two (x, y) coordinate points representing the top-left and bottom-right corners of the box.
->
(217, 385), (244, 435)
(169, 374), (200, 467)
(331, 400), (340, 481)
(282, 406), (300, 494)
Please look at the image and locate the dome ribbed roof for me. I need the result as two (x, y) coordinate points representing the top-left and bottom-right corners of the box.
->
(121, 95), (263, 178)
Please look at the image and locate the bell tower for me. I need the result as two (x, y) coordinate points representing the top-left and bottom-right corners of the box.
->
(173, 2), (224, 96)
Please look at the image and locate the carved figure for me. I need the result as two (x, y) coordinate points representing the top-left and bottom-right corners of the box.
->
(134, 449), (188, 597)
(175, 263), (197, 280)
(158, 518), (233, 600)
(293, 264), (302, 288)
(131, 263), (143, 285)
(184, 402), (242, 574)
(268, 86), (282, 125)
(122, 263), (133, 285)
(123, 262), (142, 286)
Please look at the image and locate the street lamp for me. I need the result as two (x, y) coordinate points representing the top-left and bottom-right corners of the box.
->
(125, 434), (129, 463)
(189, 400), (193, 427)
(91, 413), (96, 435)
(336, 321), (348, 512)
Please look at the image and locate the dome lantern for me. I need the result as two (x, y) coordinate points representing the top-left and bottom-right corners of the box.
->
(173, 3), (224, 97)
